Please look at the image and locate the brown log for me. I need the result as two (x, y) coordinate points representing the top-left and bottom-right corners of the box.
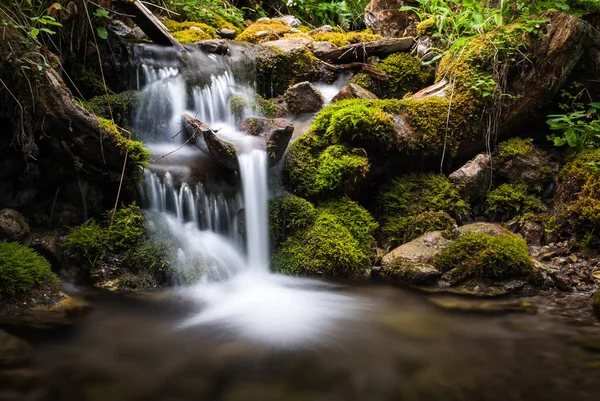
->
(312, 37), (414, 64)
(114, 0), (185, 50)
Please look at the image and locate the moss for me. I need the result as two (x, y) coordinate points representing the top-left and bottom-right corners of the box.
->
(73, 64), (114, 98)
(378, 173), (468, 246)
(486, 183), (544, 221)
(377, 53), (433, 98)
(435, 232), (534, 283)
(229, 94), (279, 122)
(173, 28), (214, 44)
(269, 193), (317, 247)
(349, 73), (379, 94)
(162, 20), (216, 36)
(0, 241), (59, 296)
(497, 137), (534, 161)
(64, 219), (106, 265)
(256, 47), (319, 98)
(86, 91), (138, 127)
(272, 213), (370, 276)
(416, 17), (436, 36)
(98, 117), (150, 168)
(106, 204), (145, 249)
(237, 20), (293, 43)
(311, 30), (382, 47)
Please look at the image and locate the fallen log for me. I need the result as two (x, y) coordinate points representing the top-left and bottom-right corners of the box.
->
(114, 0), (185, 50)
(312, 37), (414, 64)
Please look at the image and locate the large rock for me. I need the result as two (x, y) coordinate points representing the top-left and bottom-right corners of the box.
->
(239, 117), (295, 166)
(284, 82), (324, 114)
(364, 0), (419, 37)
(0, 209), (29, 241)
(331, 83), (378, 103)
(448, 154), (491, 204)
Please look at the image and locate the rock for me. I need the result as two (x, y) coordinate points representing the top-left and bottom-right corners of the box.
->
(331, 83), (378, 103)
(0, 330), (32, 368)
(283, 82), (324, 114)
(364, 0), (419, 38)
(448, 154), (491, 204)
(457, 222), (508, 237)
(519, 220), (544, 246)
(197, 39), (229, 55)
(262, 37), (312, 53)
(309, 25), (334, 35)
(273, 15), (302, 28)
(218, 28), (237, 39)
(0, 209), (29, 241)
(239, 117), (295, 166)
(380, 261), (441, 284)
(0, 369), (42, 390)
(309, 41), (338, 54)
(27, 229), (62, 269)
(495, 138), (554, 189)
(107, 19), (133, 37)
(428, 297), (537, 315)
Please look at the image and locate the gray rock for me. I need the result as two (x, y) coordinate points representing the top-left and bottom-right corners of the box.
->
(218, 28), (237, 39)
(448, 153), (491, 204)
(284, 82), (324, 114)
(364, 0), (418, 37)
(274, 15), (302, 28)
(197, 39), (229, 55)
(0, 209), (29, 241)
(309, 41), (338, 54)
(309, 25), (334, 35)
(239, 118), (294, 167)
(262, 37), (312, 53)
(331, 83), (378, 103)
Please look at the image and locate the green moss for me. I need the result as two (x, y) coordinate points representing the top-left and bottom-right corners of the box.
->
(173, 28), (214, 44)
(378, 173), (468, 246)
(497, 137), (534, 161)
(435, 232), (534, 283)
(416, 17), (436, 36)
(272, 213), (370, 276)
(98, 117), (150, 168)
(311, 30), (382, 47)
(64, 219), (106, 265)
(256, 47), (319, 97)
(237, 20), (293, 43)
(163, 20), (216, 36)
(315, 145), (370, 196)
(0, 241), (59, 296)
(85, 91), (138, 127)
(74, 65), (114, 98)
(486, 183), (544, 221)
(377, 53), (433, 98)
(269, 193), (317, 247)
(229, 94), (279, 122)
(106, 204), (145, 249)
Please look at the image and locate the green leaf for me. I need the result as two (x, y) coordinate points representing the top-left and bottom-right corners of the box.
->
(96, 27), (108, 40)
(94, 8), (110, 18)
(30, 28), (40, 37)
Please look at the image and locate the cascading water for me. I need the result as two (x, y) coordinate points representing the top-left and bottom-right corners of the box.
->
(132, 43), (364, 346)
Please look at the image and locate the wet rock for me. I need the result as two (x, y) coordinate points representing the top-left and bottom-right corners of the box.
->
(331, 83), (378, 103)
(380, 261), (441, 284)
(0, 330), (32, 367)
(283, 82), (324, 114)
(448, 153), (491, 204)
(217, 28), (237, 39)
(0, 209), (29, 241)
(239, 117), (294, 166)
(427, 296), (537, 315)
(364, 0), (419, 38)
(520, 220), (544, 246)
(273, 15), (302, 28)
(262, 37), (312, 53)
(197, 39), (229, 55)
(27, 229), (62, 269)
(414, 34), (443, 62)
(107, 19), (146, 41)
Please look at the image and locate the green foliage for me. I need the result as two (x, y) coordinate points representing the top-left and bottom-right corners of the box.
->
(378, 173), (468, 246)
(377, 53), (433, 98)
(107, 204), (145, 249)
(164, 0), (243, 31)
(485, 183), (544, 221)
(64, 219), (106, 266)
(435, 232), (534, 283)
(98, 117), (150, 168)
(547, 85), (600, 149)
(0, 241), (59, 296)
(282, 0), (370, 30)
(497, 137), (534, 161)
(269, 193), (317, 247)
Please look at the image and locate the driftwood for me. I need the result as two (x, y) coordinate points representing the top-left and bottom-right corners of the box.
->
(312, 37), (414, 64)
(114, 0), (185, 50)
(319, 61), (388, 81)
(183, 114), (239, 170)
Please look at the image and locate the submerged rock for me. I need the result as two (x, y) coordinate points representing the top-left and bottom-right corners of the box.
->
(331, 83), (378, 103)
(0, 209), (29, 241)
(283, 82), (324, 114)
(364, 0), (419, 37)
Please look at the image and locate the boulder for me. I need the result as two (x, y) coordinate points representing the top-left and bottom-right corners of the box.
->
(331, 83), (378, 103)
(239, 117), (295, 166)
(284, 82), (324, 114)
(197, 39), (229, 55)
(218, 28), (237, 39)
(448, 153), (491, 204)
(495, 138), (554, 190)
(364, 0), (419, 38)
(0, 209), (29, 241)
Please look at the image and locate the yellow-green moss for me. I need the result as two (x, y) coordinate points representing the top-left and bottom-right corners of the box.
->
(485, 183), (544, 221)
(378, 173), (468, 246)
(269, 193), (316, 247)
(416, 17), (436, 36)
(0, 241), (59, 296)
(435, 232), (534, 283)
(64, 219), (106, 265)
(85, 91), (138, 127)
(98, 117), (150, 168)
(256, 46), (320, 97)
(378, 53), (433, 98)
(236, 20), (293, 43)
(172, 28), (215, 44)
(311, 30), (382, 47)
(497, 137), (534, 161)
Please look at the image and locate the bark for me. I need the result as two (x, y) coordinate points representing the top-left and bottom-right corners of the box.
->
(312, 38), (414, 64)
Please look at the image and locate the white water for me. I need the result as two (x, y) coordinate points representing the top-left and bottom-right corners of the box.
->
(132, 44), (366, 346)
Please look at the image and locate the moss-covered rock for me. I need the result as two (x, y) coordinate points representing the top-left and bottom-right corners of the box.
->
(485, 183), (544, 222)
(0, 241), (59, 296)
(377, 173), (469, 246)
(173, 28), (215, 44)
(269, 193), (316, 248)
(98, 117), (150, 169)
(86, 91), (140, 129)
(272, 198), (376, 276)
(494, 138), (554, 192)
(229, 94), (281, 122)
(311, 29), (382, 47)
(434, 232), (534, 284)
(237, 20), (294, 44)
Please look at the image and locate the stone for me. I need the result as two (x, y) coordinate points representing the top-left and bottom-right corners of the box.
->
(309, 41), (338, 54)
(448, 153), (491, 204)
(331, 83), (378, 103)
(27, 229), (62, 268)
(309, 25), (334, 35)
(196, 39), (229, 55)
(0, 209), (29, 241)
(0, 330), (32, 368)
(283, 82), (324, 114)
(364, 0), (419, 38)
(262, 37), (312, 54)
(239, 117), (295, 167)
(218, 28), (237, 39)
(519, 220), (544, 246)
(273, 15), (302, 28)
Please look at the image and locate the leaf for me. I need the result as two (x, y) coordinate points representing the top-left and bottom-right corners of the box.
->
(94, 8), (110, 18)
(96, 27), (108, 40)
(30, 28), (40, 37)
